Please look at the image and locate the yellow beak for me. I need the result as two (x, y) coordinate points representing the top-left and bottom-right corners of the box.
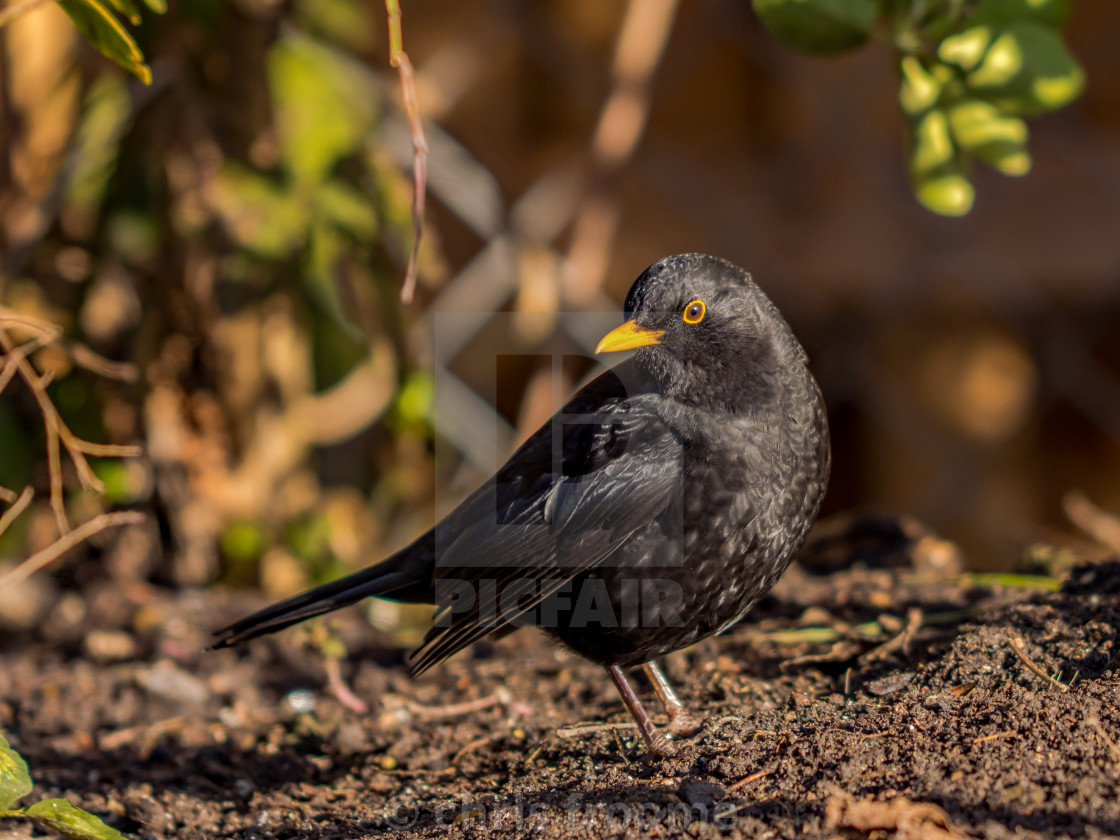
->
(595, 320), (664, 354)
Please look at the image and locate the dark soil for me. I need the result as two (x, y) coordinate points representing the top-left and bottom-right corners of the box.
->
(2, 559), (1120, 840)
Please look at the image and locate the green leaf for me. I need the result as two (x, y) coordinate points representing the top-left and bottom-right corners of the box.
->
(268, 31), (377, 185)
(909, 109), (955, 176)
(899, 56), (953, 115)
(23, 798), (127, 840)
(947, 98), (1031, 176)
(0, 732), (33, 810)
(66, 74), (133, 217)
(396, 372), (434, 427)
(318, 181), (378, 239)
(971, 0), (1069, 29)
(752, 0), (878, 55)
(142, 0), (167, 12)
(57, 0), (152, 85)
(305, 219), (362, 338)
(908, 110), (976, 217)
(293, 0), (377, 53)
(205, 164), (307, 258)
(220, 522), (268, 563)
(100, 0), (141, 25)
(939, 25), (994, 72)
(966, 22), (1084, 115)
(914, 170), (976, 217)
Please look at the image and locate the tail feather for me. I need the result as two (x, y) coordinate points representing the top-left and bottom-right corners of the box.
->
(211, 545), (433, 649)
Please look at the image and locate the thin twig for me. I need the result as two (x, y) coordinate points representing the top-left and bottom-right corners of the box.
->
(1064, 489), (1120, 555)
(0, 330), (60, 396)
(0, 510), (145, 591)
(324, 657), (369, 715)
(69, 343), (140, 382)
(973, 729), (1017, 745)
(728, 768), (774, 792)
(555, 721), (637, 738)
(0, 309), (59, 334)
(0, 486), (33, 537)
(862, 607), (923, 663)
(385, 0), (429, 304)
(451, 732), (505, 766)
(1008, 634), (1070, 692)
(0, 323), (140, 534)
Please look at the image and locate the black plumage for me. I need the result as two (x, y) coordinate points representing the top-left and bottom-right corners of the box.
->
(213, 253), (830, 754)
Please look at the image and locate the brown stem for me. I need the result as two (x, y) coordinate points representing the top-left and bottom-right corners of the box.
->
(385, 0), (429, 304)
(0, 510), (146, 591)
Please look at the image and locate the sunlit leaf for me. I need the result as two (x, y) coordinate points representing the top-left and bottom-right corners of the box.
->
(752, 0), (878, 55)
(0, 731), (32, 811)
(142, 0), (167, 12)
(66, 75), (133, 219)
(967, 22), (1084, 115)
(908, 110), (976, 216)
(220, 522), (268, 563)
(914, 171), (975, 217)
(319, 181), (378, 239)
(910, 109), (955, 175)
(100, 0), (141, 25)
(205, 164), (307, 258)
(293, 0), (377, 53)
(269, 31), (378, 185)
(23, 798), (127, 840)
(58, 0), (152, 85)
(397, 372), (434, 427)
(948, 98), (1031, 176)
(939, 26), (993, 72)
(899, 56), (953, 115)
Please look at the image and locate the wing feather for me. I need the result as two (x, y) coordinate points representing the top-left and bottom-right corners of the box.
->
(408, 364), (681, 675)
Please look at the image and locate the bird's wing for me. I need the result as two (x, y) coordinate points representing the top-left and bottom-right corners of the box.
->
(408, 365), (682, 674)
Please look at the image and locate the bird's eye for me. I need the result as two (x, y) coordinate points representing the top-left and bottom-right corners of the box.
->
(683, 299), (706, 324)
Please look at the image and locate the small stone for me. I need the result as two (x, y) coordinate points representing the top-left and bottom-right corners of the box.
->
(135, 659), (209, 705)
(284, 689), (316, 715)
(85, 629), (137, 663)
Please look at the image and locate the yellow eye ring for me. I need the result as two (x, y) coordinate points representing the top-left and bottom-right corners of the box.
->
(683, 299), (706, 324)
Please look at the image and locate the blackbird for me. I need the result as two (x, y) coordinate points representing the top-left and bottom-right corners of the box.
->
(213, 254), (830, 755)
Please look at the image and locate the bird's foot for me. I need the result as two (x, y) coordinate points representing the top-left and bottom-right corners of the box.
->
(665, 712), (704, 739)
(647, 730), (677, 758)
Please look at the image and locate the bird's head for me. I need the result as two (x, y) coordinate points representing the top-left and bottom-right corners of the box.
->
(595, 254), (806, 411)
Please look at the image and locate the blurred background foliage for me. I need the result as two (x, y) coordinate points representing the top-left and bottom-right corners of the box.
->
(1, 0), (1120, 640)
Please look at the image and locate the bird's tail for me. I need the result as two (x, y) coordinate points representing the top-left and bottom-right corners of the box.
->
(211, 538), (434, 649)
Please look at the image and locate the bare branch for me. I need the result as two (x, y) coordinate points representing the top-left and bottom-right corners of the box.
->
(69, 343), (140, 382)
(0, 321), (141, 534)
(1008, 634), (1071, 692)
(385, 0), (429, 304)
(0, 509), (146, 591)
(0, 486), (34, 537)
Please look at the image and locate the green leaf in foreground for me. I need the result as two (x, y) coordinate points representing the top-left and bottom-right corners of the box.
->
(58, 0), (152, 84)
(966, 22), (1084, 115)
(99, 0), (142, 26)
(23, 798), (127, 840)
(0, 732), (32, 811)
(753, 0), (878, 55)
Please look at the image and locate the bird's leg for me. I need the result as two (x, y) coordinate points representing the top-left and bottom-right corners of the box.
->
(605, 665), (673, 757)
(643, 661), (704, 737)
